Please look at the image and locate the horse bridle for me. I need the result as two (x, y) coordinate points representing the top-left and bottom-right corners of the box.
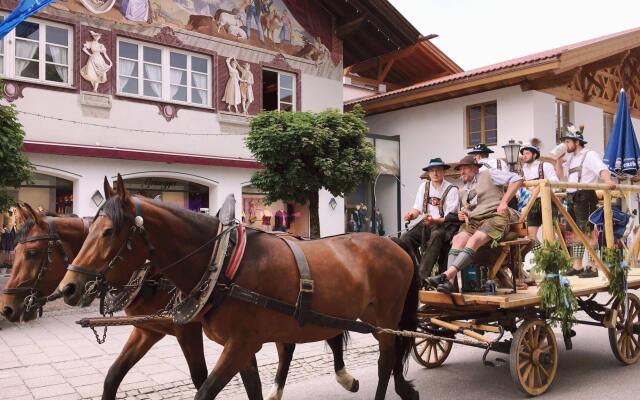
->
(1, 217), (73, 316)
(67, 197), (156, 302)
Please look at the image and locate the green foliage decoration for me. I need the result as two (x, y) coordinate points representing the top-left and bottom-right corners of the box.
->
(245, 105), (375, 238)
(532, 240), (578, 332)
(0, 84), (33, 211)
(603, 247), (627, 302)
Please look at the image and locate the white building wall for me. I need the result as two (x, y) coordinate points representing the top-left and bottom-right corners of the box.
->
(365, 86), (536, 214)
(531, 91), (557, 154)
(301, 73), (343, 112)
(573, 102), (606, 155)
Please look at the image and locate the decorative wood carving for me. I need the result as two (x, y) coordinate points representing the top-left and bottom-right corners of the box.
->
(153, 27), (183, 47)
(270, 53), (291, 69)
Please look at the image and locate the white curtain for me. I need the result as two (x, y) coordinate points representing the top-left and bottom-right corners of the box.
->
(143, 63), (162, 97)
(15, 40), (38, 76)
(170, 68), (185, 100)
(118, 58), (137, 93)
(46, 45), (68, 82)
(191, 72), (207, 104)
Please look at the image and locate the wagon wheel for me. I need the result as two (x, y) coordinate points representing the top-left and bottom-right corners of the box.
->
(411, 327), (453, 368)
(509, 319), (558, 396)
(609, 293), (640, 365)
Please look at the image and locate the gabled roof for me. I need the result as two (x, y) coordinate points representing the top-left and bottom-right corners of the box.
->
(346, 26), (640, 114)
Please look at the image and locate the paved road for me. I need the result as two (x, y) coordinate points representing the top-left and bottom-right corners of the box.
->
(1, 295), (640, 399)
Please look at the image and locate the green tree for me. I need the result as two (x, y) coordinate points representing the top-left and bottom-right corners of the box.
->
(0, 86), (33, 211)
(246, 105), (374, 238)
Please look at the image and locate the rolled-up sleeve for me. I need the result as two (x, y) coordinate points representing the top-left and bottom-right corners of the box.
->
(489, 169), (523, 185)
(543, 162), (560, 182)
(412, 181), (426, 212)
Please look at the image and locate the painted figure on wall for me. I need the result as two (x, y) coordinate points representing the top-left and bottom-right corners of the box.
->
(222, 57), (242, 113)
(68, 0), (340, 66)
(239, 62), (254, 114)
(80, 31), (113, 92)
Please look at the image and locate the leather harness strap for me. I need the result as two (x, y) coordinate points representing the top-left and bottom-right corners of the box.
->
(282, 238), (314, 327)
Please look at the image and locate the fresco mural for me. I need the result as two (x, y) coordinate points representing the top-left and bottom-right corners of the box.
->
(54, 0), (338, 66)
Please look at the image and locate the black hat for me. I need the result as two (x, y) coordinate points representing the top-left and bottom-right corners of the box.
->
(520, 143), (540, 159)
(453, 155), (479, 171)
(422, 157), (450, 171)
(559, 124), (587, 144)
(467, 143), (494, 155)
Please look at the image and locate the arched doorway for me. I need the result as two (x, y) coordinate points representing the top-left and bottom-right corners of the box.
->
(122, 177), (210, 212)
(13, 172), (74, 215)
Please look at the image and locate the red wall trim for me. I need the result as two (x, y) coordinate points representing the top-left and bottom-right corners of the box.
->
(22, 142), (262, 169)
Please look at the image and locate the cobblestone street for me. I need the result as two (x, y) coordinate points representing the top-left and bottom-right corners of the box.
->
(0, 301), (379, 400)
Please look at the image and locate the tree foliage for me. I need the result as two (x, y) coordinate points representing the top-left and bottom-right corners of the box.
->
(0, 87), (33, 211)
(245, 105), (374, 238)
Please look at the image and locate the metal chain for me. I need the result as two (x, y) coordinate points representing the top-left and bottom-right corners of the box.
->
(90, 325), (108, 344)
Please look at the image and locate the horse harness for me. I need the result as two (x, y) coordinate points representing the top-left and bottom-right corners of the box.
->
(422, 182), (457, 218)
(1, 217), (76, 316)
(76, 197), (377, 334)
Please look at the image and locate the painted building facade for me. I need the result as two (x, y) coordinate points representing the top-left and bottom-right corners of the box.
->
(0, 0), (423, 237)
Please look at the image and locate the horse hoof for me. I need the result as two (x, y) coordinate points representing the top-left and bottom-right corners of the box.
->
(349, 378), (359, 393)
(403, 389), (419, 400)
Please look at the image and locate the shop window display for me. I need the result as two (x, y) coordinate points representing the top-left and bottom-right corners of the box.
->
(121, 177), (209, 212)
(242, 186), (309, 236)
(13, 173), (73, 215)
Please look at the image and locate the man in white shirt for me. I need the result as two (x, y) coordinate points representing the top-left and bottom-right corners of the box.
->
(428, 155), (522, 293)
(519, 143), (559, 241)
(402, 158), (460, 285)
(560, 125), (616, 278)
(468, 143), (510, 172)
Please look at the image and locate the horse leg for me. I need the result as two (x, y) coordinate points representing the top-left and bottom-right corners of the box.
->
(239, 354), (263, 400)
(392, 335), (419, 400)
(327, 333), (359, 392)
(102, 327), (163, 400)
(374, 333), (396, 400)
(195, 339), (261, 400)
(266, 343), (295, 400)
(175, 324), (208, 389)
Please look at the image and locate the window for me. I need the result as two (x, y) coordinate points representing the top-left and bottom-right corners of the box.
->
(466, 102), (497, 147)
(0, 18), (72, 84)
(555, 99), (570, 143)
(262, 69), (296, 111)
(117, 39), (210, 106)
(604, 112), (615, 148)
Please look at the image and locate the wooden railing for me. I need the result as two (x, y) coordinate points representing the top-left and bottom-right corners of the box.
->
(523, 180), (640, 281)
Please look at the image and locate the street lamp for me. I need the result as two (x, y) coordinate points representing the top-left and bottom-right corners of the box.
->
(502, 139), (522, 172)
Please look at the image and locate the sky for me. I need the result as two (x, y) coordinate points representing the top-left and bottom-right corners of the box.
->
(389, 0), (640, 71)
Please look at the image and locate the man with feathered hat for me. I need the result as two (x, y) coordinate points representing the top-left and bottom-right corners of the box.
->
(468, 143), (510, 172)
(402, 158), (460, 285)
(560, 123), (616, 278)
(519, 142), (559, 243)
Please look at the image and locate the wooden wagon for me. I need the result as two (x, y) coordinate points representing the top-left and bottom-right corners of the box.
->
(411, 180), (640, 396)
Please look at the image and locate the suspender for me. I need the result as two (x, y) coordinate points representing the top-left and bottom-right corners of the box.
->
(568, 151), (591, 183)
(497, 159), (502, 170)
(423, 182), (457, 217)
(519, 162), (546, 181)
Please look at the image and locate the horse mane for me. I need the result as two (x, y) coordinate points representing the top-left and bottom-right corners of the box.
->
(100, 195), (217, 237)
(14, 210), (62, 244)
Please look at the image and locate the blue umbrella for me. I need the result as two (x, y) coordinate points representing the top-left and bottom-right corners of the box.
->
(603, 89), (640, 175)
(0, 0), (55, 40)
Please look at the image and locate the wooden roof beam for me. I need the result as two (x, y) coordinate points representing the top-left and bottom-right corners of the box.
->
(336, 15), (367, 38)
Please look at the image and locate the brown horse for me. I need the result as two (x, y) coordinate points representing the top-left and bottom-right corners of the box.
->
(2, 202), (359, 400)
(58, 175), (420, 400)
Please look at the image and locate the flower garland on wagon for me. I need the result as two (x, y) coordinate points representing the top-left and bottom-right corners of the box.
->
(603, 246), (627, 302)
(532, 240), (578, 333)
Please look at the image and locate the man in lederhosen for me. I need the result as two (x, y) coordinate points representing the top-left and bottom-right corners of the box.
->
(401, 158), (460, 286)
(468, 143), (510, 172)
(427, 155), (522, 293)
(560, 125), (615, 278)
(519, 143), (559, 245)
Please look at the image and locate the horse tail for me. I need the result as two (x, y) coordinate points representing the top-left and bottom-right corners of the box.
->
(390, 237), (420, 369)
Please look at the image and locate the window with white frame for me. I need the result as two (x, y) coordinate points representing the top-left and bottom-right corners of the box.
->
(0, 18), (72, 84)
(117, 39), (211, 106)
(262, 69), (296, 111)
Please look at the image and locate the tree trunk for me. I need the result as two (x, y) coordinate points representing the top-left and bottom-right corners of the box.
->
(309, 191), (321, 239)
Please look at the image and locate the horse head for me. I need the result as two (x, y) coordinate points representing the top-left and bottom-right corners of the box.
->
(1, 204), (81, 322)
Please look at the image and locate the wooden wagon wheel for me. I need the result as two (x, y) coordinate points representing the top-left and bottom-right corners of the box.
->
(609, 293), (640, 365)
(411, 327), (453, 368)
(509, 319), (558, 396)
